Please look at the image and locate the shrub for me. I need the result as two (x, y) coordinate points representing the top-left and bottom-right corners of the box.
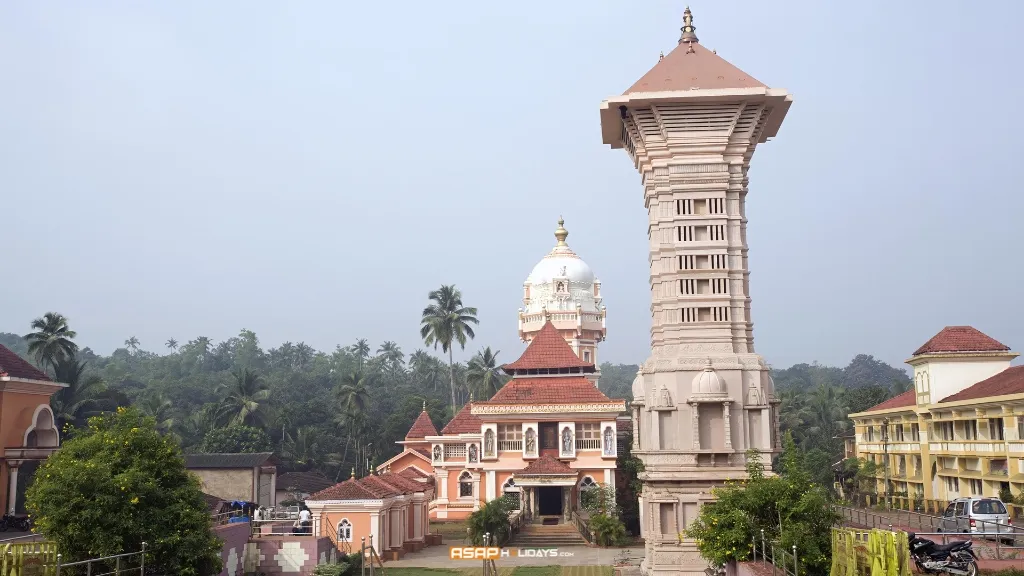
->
(999, 486), (1014, 504)
(589, 512), (628, 546)
(466, 498), (515, 545)
(199, 425), (272, 453)
(26, 407), (222, 575)
(312, 564), (346, 576)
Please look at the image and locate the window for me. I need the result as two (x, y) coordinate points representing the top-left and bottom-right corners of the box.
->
(659, 503), (677, 536)
(579, 476), (600, 509)
(935, 422), (954, 441)
(974, 499), (1007, 514)
(709, 225), (726, 241)
(943, 503), (956, 518)
(710, 254), (727, 269)
(337, 519), (352, 542)
(498, 424), (523, 451)
(964, 420), (978, 440)
(458, 471), (473, 498)
(911, 423), (920, 441)
(502, 477), (521, 510)
(968, 479), (983, 496)
(894, 424), (905, 441)
(990, 418), (1005, 441)
(576, 423), (601, 450)
(944, 477), (960, 495)
(866, 426), (875, 442)
(583, 351), (591, 363)
(711, 278), (728, 295)
(1018, 417), (1024, 440)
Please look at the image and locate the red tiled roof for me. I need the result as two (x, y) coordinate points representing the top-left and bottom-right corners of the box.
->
(0, 345), (51, 382)
(940, 366), (1024, 403)
(359, 474), (404, 498)
(913, 326), (1010, 356)
(520, 455), (573, 475)
(616, 416), (633, 435)
(398, 467), (429, 480)
(377, 472), (425, 494)
(624, 38), (764, 94)
(277, 471), (335, 494)
(441, 403), (482, 435)
(406, 410), (439, 439)
(483, 377), (616, 405)
(309, 478), (380, 501)
(860, 390), (916, 413)
(413, 448), (430, 459)
(503, 321), (593, 372)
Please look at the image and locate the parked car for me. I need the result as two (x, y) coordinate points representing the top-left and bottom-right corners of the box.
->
(939, 497), (1015, 544)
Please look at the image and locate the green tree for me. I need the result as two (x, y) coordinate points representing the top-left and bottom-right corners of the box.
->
(337, 372), (370, 415)
(50, 357), (107, 430)
(466, 347), (505, 400)
(349, 339), (371, 370)
(124, 336), (141, 355)
(216, 368), (271, 427)
(419, 284), (479, 416)
(26, 407), (222, 575)
(466, 497), (515, 545)
(376, 341), (405, 377)
(199, 424), (272, 453)
(165, 338), (178, 351)
(138, 393), (176, 435)
(24, 312), (78, 370)
(685, 436), (841, 575)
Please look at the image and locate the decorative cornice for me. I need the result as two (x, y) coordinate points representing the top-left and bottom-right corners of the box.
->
(0, 378), (68, 395)
(471, 402), (626, 415)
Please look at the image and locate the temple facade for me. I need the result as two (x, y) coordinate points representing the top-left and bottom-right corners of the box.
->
(599, 8), (789, 575)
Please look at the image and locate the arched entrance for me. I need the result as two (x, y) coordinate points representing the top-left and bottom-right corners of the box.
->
(8, 405), (60, 515)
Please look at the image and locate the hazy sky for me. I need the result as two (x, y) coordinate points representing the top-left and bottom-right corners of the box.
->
(2, 1), (1022, 371)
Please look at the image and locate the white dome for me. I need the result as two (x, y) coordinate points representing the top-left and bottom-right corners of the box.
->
(527, 248), (595, 285)
(692, 360), (725, 395)
(631, 369), (645, 401)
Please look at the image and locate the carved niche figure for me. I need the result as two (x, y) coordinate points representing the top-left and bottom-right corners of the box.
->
(561, 427), (573, 455)
(556, 282), (565, 293)
(524, 428), (537, 455)
(603, 426), (615, 456)
(484, 429), (495, 457)
(468, 444), (479, 463)
(559, 266), (567, 276)
(432, 445), (442, 462)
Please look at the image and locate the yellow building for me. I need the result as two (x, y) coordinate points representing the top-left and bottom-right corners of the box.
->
(849, 326), (1024, 503)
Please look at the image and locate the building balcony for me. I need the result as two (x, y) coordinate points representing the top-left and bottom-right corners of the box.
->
(857, 441), (921, 453)
(576, 439), (601, 451)
(928, 441), (1007, 455)
(498, 440), (523, 452)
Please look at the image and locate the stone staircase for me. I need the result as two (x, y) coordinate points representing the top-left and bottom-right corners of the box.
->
(511, 522), (588, 547)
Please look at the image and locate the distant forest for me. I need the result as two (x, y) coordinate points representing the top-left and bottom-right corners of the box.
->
(2, 306), (911, 487)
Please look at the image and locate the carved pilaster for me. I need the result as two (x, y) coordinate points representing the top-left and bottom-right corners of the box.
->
(690, 404), (700, 450)
(723, 402), (733, 449)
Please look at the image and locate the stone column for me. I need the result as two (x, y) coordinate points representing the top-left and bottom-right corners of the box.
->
(761, 407), (772, 451)
(437, 470), (449, 500)
(472, 475), (481, 511)
(723, 402), (733, 449)
(562, 487), (570, 521)
(632, 406), (641, 450)
(7, 464), (18, 515)
(691, 403), (701, 450)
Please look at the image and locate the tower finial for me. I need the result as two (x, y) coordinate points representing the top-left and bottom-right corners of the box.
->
(659, 51), (664, 61)
(351, 467), (356, 479)
(554, 217), (569, 246)
(422, 400), (426, 411)
(679, 6), (699, 44)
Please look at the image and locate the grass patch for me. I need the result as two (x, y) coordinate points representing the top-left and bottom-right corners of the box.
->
(383, 569), (462, 576)
(382, 568), (613, 576)
(429, 520), (470, 542)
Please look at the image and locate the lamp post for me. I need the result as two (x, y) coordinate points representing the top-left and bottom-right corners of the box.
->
(882, 417), (890, 511)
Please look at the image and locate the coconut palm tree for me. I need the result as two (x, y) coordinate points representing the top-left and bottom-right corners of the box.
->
(337, 372), (370, 415)
(124, 336), (140, 354)
(409, 350), (445, 391)
(419, 285), (479, 416)
(177, 404), (218, 449)
(165, 338), (178, 351)
(24, 312), (78, 371)
(376, 341), (405, 377)
(467, 347), (506, 400)
(49, 357), (106, 430)
(216, 368), (271, 427)
(349, 339), (371, 370)
(138, 393), (176, 435)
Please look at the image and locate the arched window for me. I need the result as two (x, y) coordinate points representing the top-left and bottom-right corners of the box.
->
(459, 471), (474, 498)
(502, 477), (521, 510)
(337, 519), (352, 542)
(579, 476), (600, 510)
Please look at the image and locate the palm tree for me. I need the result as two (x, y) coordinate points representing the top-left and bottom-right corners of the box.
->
(124, 336), (140, 354)
(139, 393), (175, 435)
(419, 285), (479, 416)
(216, 368), (271, 427)
(177, 404), (218, 449)
(409, 350), (445, 391)
(165, 338), (178, 351)
(467, 347), (506, 400)
(50, 357), (106, 430)
(24, 312), (78, 371)
(377, 341), (405, 376)
(337, 372), (370, 415)
(349, 339), (371, 370)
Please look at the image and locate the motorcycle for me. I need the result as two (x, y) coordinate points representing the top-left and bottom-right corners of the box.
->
(908, 532), (978, 576)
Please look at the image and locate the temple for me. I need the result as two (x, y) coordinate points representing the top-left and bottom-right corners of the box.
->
(599, 7), (790, 575)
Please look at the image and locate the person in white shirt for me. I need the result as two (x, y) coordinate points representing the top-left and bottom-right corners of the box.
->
(293, 507), (312, 534)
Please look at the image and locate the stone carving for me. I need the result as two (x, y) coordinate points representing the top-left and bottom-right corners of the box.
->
(432, 445), (442, 462)
(746, 386), (764, 406)
(468, 444), (478, 463)
(524, 428), (537, 455)
(603, 426), (615, 455)
(559, 266), (567, 276)
(484, 429), (495, 457)
(561, 427), (573, 455)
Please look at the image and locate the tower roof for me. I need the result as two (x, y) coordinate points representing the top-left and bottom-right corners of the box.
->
(503, 321), (594, 373)
(0, 345), (51, 382)
(519, 454), (574, 476)
(526, 218), (596, 286)
(405, 408), (439, 440)
(912, 326), (1011, 356)
(483, 376), (614, 405)
(624, 8), (764, 94)
(441, 402), (483, 435)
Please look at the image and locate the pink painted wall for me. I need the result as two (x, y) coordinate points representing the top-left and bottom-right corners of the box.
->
(213, 522), (250, 576)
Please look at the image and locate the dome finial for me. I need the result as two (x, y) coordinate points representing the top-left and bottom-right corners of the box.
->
(554, 217), (569, 247)
(679, 6), (699, 44)
(422, 400), (426, 411)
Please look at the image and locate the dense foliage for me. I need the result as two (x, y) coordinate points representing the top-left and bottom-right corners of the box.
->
(199, 425), (272, 453)
(26, 407), (222, 575)
(466, 497), (515, 545)
(685, 437), (842, 576)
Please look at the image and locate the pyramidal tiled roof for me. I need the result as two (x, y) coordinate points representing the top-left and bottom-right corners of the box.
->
(0, 345), (51, 382)
(485, 377), (615, 405)
(502, 321), (593, 372)
(625, 40), (764, 94)
(441, 402), (482, 435)
(912, 326), (1010, 356)
(309, 477), (379, 501)
(860, 390), (916, 413)
(405, 410), (439, 440)
(520, 454), (573, 475)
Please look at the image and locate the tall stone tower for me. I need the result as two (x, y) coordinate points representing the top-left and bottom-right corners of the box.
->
(599, 8), (790, 576)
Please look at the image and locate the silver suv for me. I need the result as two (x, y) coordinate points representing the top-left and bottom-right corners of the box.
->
(939, 497), (1014, 543)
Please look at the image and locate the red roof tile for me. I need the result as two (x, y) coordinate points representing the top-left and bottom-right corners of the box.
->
(441, 403), (482, 435)
(913, 326), (1010, 356)
(277, 471), (335, 494)
(309, 478), (380, 501)
(0, 345), (51, 382)
(377, 472), (426, 494)
(359, 474), (404, 498)
(860, 390), (916, 413)
(624, 34), (764, 94)
(398, 467), (429, 480)
(940, 366), (1024, 403)
(520, 455), (573, 475)
(483, 377), (617, 405)
(413, 448), (430, 459)
(406, 410), (439, 440)
(503, 321), (593, 372)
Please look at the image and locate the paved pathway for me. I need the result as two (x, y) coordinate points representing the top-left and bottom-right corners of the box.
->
(385, 544), (645, 568)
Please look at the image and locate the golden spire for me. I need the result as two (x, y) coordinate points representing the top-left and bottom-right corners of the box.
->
(422, 400), (426, 411)
(351, 467), (356, 479)
(679, 6), (699, 44)
(554, 217), (569, 247)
